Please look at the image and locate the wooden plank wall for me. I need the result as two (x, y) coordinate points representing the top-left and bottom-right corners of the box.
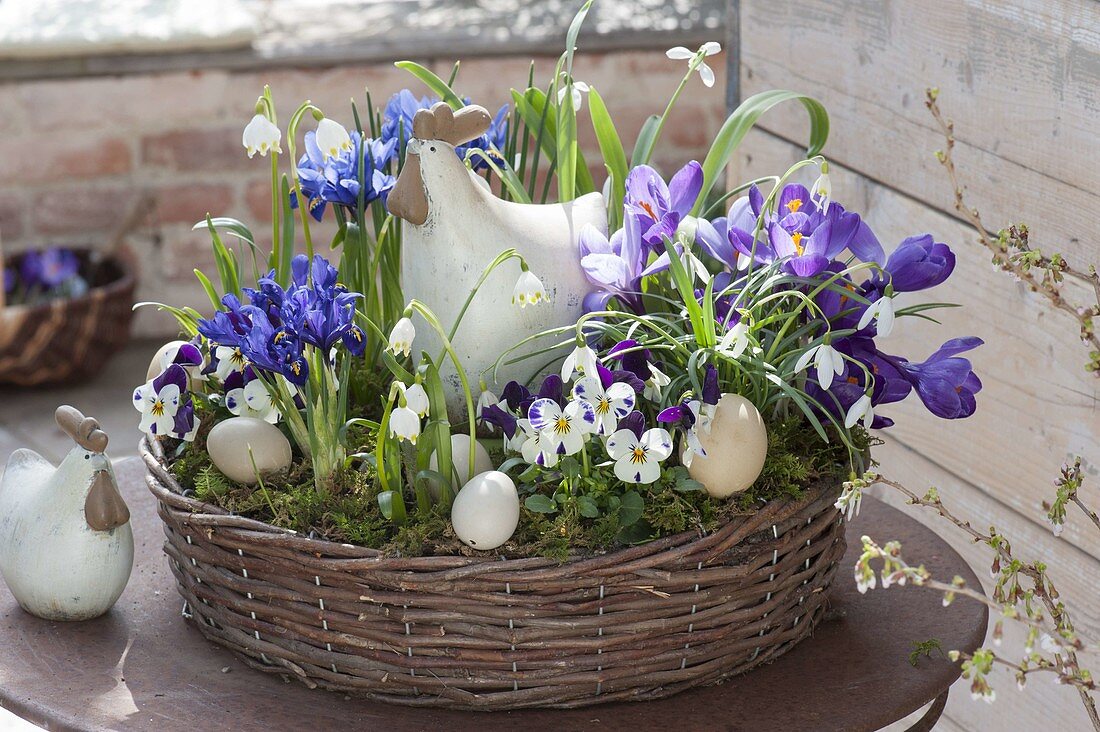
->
(729, 1), (1100, 729)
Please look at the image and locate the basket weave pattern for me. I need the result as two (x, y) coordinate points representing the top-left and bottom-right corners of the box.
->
(0, 252), (134, 386)
(143, 437), (846, 709)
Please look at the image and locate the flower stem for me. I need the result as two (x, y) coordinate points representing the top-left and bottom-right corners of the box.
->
(410, 300), (479, 484)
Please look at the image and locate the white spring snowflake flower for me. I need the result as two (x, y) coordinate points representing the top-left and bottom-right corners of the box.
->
(512, 269), (547, 308)
(399, 382), (430, 417)
(316, 118), (353, 160)
(389, 406), (422, 445)
(716, 321), (750, 360)
(387, 317), (415, 357)
(242, 114), (282, 158)
(845, 393), (875, 429)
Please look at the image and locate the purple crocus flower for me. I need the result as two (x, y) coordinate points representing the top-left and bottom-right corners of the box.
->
(900, 337), (983, 419)
(18, 248), (81, 289)
(728, 184), (885, 274)
(625, 161), (703, 252)
(865, 234), (956, 298)
(701, 364), (720, 405)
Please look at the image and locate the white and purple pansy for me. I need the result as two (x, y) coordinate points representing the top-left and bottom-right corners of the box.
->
(657, 397), (712, 468)
(515, 418), (559, 468)
(212, 344), (249, 381)
(606, 426), (673, 484)
(528, 397), (596, 458)
(571, 376), (636, 436)
(224, 367), (281, 424)
(157, 339), (207, 383)
(133, 364), (199, 441)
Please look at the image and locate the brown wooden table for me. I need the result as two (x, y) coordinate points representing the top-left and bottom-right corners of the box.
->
(0, 458), (986, 731)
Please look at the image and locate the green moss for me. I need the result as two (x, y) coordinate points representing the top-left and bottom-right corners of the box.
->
(167, 402), (864, 561)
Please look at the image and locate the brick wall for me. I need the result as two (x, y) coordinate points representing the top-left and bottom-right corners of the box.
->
(0, 50), (726, 336)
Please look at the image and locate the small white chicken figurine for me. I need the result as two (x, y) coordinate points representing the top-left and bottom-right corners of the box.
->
(388, 102), (606, 414)
(0, 406), (133, 620)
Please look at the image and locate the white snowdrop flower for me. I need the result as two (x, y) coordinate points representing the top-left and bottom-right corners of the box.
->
(845, 393), (875, 429)
(666, 41), (721, 87)
(560, 343), (599, 382)
(557, 80), (590, 110)
(316, 118), (353, 160)
(858, 295), (897, 336)
(794, 342), (845, 390)
(242, 114), (282, 158)
(811, 162), (832, 214)
(644, 362), (671, 402)
(512, 269), (547, 308)
(400, 382), (430, 418)
(476, 388), (499, 423)
(716, 321), (750, 360)
(606, 427), (673, 484)
(387, 317), (415, 357)
(389, 406), (422, 445)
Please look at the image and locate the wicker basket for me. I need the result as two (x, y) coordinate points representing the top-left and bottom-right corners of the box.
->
(142, 436), (846, 709)
(0, 249), (135, 386)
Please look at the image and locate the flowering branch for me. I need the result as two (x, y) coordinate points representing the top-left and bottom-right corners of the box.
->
(926, 88), (1100, 375)
(842, 469), (1100, 726)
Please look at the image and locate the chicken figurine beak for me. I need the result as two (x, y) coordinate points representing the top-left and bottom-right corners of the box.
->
(84, 468), (129, 532)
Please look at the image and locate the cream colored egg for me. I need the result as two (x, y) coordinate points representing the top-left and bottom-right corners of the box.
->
(207, 417), (292, 485)
(450, 470), (520, 550)
(687, 393), (768, 498)
(429, 433), (494, 499)
(147, 340), (190, 380)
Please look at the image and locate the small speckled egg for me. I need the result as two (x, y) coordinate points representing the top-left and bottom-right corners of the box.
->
(207, 417), (292, 485)
(687, 393), (768, 498)
(429, 433), (494, 499)
(450, 471), (520, 551)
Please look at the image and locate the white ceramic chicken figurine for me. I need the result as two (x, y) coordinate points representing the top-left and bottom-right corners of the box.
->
(389, 102), (606, 415)
(0, 406), (133, 620)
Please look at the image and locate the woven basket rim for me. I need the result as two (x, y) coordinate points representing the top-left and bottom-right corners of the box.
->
(141, 435), (843, 568)
(1, 249), (134, 320)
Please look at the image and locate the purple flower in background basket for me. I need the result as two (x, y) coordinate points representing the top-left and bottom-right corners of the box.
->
(3, 267), (14, 294)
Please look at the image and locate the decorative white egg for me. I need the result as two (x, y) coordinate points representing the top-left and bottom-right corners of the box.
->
(207, 417), (293, 485)
(450, 470), (520, 550)
(147, 340), (190, 380)
(429, 433), (494, 499)
(687, 393), (768, 498)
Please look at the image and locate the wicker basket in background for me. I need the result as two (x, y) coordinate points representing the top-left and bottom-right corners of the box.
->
(0, 249), (135, 386)
(142, 436), (847, 710)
